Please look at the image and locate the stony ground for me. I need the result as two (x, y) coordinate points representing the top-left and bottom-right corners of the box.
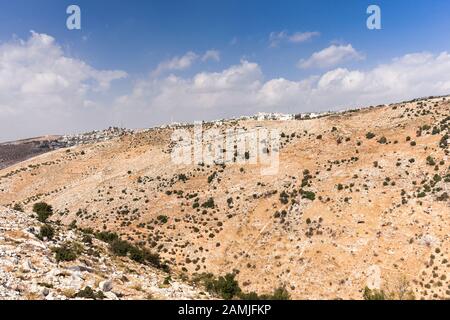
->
(0, 207), (208, 300)
(0, 96), (449, 299)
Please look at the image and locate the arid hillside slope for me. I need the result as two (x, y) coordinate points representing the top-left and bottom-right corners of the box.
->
(1, 96), (449, 299)
(0, 136), (61, 170)
(0, 207), (207, 300)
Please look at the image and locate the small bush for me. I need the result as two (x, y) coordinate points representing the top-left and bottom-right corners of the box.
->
(270, 287), (291, 300)
(426, 156), (436, 166)
(75, 286), (106, 300)
(366, 132), (376, 139)
(82, 234), (93, 245)
(110, 239), (132, 257)
(53, 242), (79, 262)
(157, 215), (169, 224)
(377, 136), (387, 144)
(437, 192), (449, 201)
(208, 273), (241, 300)
(95, 231), (119, 243)
(202, 198), (215, 209)
(279, 191), (289, 204)
(33, 202), (53, 223)
(128, 245), (145, 263)
(363, 287), (387, 300)
(13, 203), (24, 212)
(38, 224), (55, 241)
(300, 190), (316, 201)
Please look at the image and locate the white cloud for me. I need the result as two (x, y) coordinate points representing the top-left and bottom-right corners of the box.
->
(269, 31), (320, 47)
(2, 31), (450, 142)
(152, 51), (199, 76)
(202, 50), (220, 62)
(298, 44), (364, 69)
(0, 31), (126, 141)
(114, 51), (450, 127)
(115, 60), (263, 122)
(152, 50), (221, 76)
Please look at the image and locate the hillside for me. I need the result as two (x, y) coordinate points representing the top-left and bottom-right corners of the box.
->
(0, 206), (208, 300)
(0, 96), (449, 300)
(0, 136), (61, 170)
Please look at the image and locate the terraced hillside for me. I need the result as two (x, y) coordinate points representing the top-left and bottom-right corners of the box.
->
(1, 96), (449, 299)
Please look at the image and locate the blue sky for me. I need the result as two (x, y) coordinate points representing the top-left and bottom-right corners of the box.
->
(1, 0), (450, 141)
(1, 0), (449, 78)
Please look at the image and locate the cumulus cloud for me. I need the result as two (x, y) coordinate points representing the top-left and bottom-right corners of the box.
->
(202, 50), (221, 62)
(2, 31), (450, 142)
(114, 60), (263, 126)
(114, 51), (450, 127)
(298, 44), (364, 69)
(0, 31), (126, 141)
(269, 31), (320, 48)
(152, 50), (221, 76)
(152, 51), (199, 76)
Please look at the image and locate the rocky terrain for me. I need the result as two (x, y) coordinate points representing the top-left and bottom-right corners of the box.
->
(0, 207), (208, 300)
(0, 95), (449, 300)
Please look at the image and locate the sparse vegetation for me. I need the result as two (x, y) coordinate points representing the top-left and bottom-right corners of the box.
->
(13, 203), (24, 212)
(38, 224), (55, 240)
(33, 202), (53, 223)
(52, 242), (79, 262)
(75, 286), (106, 300)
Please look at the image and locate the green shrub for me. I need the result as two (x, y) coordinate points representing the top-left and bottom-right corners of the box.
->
(439, 134), (448, 148)
(210, 273), (241, 300)
(98, 230), (165, 270)
(417, 192), (426, 198)
(13, 203), (24, 212)
(279, 191), (289, 204)
(75, 286), (106, 300)
(33, 202), (53, 223)
(53, 243), (78, 262)
(239, 287), (290, 300)
(238, 291), (260, 300)
(366, 132), (376, 139)
(143, 249), (163, 268)
(157, 215), (168, 224)
(270, 287), (291, 300)
(38, 224), (55, 240)
(300, 190), (316, 201)
(437, 192), (449, 201)
(426, 156), (436, 166)
(207, 172), (217, 184)
(82, 234), (93, 245)
(95, 231), (119, 243)
(128, 245), (145, 263)
(110, 239), (132, 256)
(198, 273), (290, 300)
(377, 136), (387, 144)
(363, 287), (387, 300)
(202, 197), (215, 209)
